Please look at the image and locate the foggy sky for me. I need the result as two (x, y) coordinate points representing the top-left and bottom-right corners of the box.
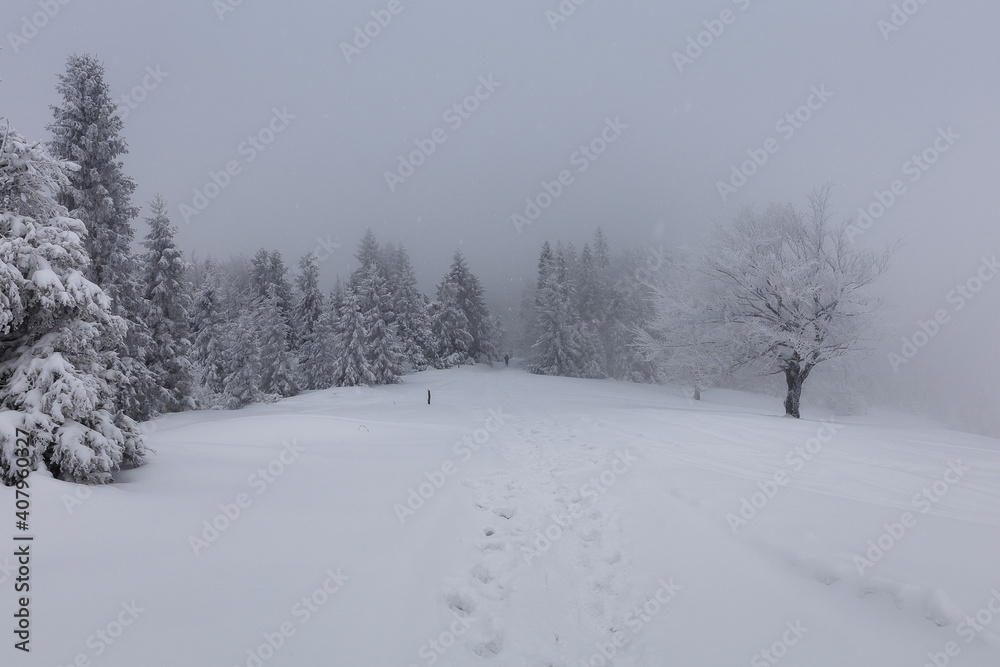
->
(2, 0), (998, 426)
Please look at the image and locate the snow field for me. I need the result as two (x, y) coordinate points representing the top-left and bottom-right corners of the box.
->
(4, 365), (1000, 666)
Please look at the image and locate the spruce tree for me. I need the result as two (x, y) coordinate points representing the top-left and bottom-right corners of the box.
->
(386, 246), (434, 370)
(293, 252), (326, 389)
(190, 259), (227, 397)
(0, 119), (146, 484)
(431, 281), (474, 368)
(222, 312), (263, 408)
(140, 195), (193, 412)
(529, 246), (602, 378)
(439, 251), (496, 363)
(360, 264), (403, 384)
(332, 287), (376, 387)
(47, 53), (156, 420)
(301, 295), (339, 390)
(257, 284), (298, 397)
(350, 228), (383, 287)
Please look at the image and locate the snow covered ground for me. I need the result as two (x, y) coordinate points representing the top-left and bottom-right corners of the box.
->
(6, 363), (1000, 666)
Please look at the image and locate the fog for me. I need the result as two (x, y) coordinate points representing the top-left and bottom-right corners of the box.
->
(2, 0), (997, 433)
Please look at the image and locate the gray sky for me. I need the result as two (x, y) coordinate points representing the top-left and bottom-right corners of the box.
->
(2, 0), (998, 427)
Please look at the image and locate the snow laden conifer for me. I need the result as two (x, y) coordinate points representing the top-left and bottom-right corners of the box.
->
(190, 259), (227, 398)
(0, 119), (146, 485)
(385, 245), (435, 370)
(529, 245), (599, 377)
(359, 263), (403, 385)
(140, 195), (193, 412)
(250, 248), (294, 342)
(293, 252), (326, 389)
(437, 251), (496, 364)
(47, 53), (156, 420)
(332, 287), (376, 387)
(222, 311), (263, 409)
(431, 281), (474, 368)
(257, 283), (298, 397)
(301, 294), (339, 390)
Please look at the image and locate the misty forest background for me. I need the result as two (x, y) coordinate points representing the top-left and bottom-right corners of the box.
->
(1, 54), (994, 486)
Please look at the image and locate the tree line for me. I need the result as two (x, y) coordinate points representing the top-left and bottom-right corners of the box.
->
(0, 54), (502, 485)
(0, 54), (893, 486)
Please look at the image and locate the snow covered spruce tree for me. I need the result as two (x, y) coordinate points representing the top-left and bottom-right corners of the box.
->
(575, 242), (605, 334)
(699, 187), (892, 417)
(529, 244), (602, 378)
(257, 284), (298, 397)
(300, 292), (340, 390)
(222, 311), (264, 409)
(189, 259), (227, 399)
(293, 252), (327, 389)
(358, 263), (403, 384)
(521, 229), (658, 381)
(0, 119), (146, 484)
(47, 53), (156, 420)
(140, 195), (193, 412)
(250, 248), (293, 333)
(332, 287), (376, 387)
(338, 232), (405, 384)
(436, 251), (496, 364)
(384, 245), (435, 370)
(431, 280), (474, 368)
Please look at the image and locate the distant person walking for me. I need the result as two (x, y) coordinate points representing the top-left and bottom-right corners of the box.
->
(504, 354), (510, 367)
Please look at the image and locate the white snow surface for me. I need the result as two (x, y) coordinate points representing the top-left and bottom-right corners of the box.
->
(6, 364), (1000, 666)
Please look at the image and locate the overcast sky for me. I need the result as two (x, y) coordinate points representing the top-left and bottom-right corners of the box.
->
(2, 0), (998, 426)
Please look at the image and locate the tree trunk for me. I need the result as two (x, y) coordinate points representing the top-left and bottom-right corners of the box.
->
(783, 363), (812, 418)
